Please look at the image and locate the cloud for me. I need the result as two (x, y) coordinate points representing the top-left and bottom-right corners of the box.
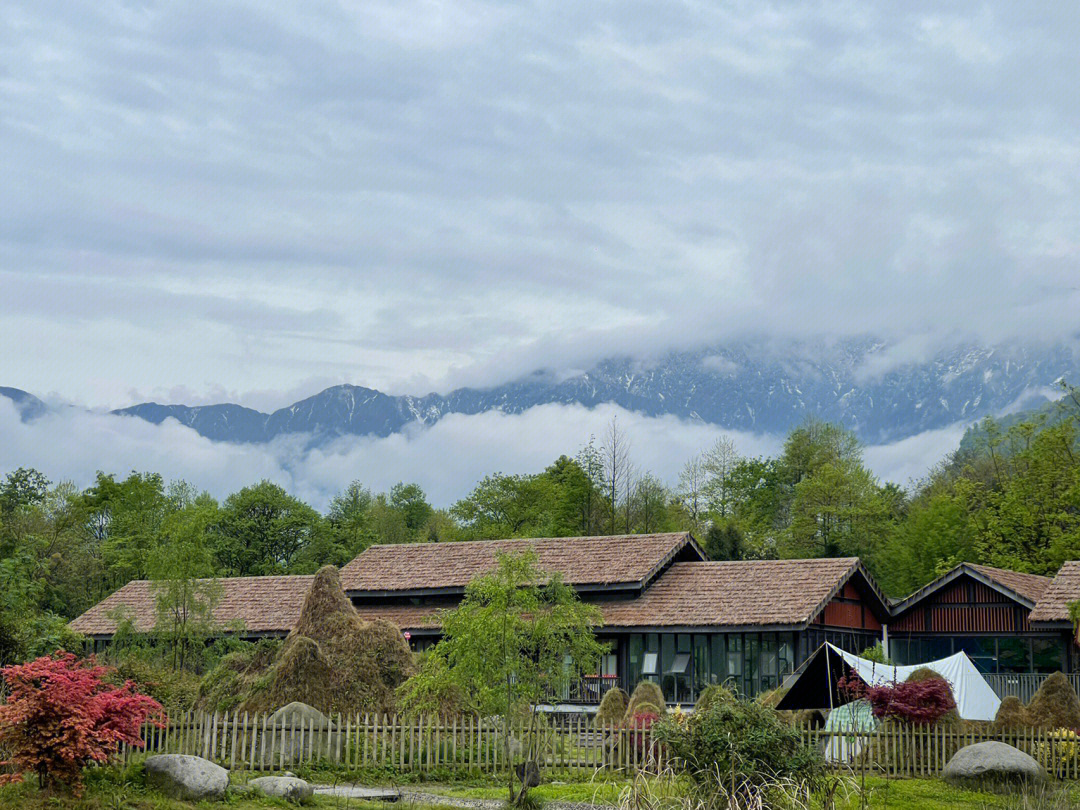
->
(863, 422), (969, 490)
(5, 3), (1080, 406)
(1, 396), (965, 510)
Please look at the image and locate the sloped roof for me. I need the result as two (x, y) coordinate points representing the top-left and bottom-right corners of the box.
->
(967, 564), (1052, 604)
(339, 532), (701, 593)
(68, 575), (315, 638)
(355, 557), (881, 632)
(891, 563), (1052, 615)
(602, 558), (878, 628)
(1030, 561), (1080, 624)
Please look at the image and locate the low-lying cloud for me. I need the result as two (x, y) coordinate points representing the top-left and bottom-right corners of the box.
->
(0, 399), (963, 509)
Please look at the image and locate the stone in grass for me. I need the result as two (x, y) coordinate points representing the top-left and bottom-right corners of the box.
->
(249, 775), (315, 802)
(145, 754), (229, 802)
(943, 741), (1047, 789)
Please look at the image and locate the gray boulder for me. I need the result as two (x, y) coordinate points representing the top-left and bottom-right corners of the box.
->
(943, 741), (1046, 787)
(270, 701), (332, 728)
(145, 754), (229, 801)
(249, 775), (314, 802)
(269, 702), (339, 763)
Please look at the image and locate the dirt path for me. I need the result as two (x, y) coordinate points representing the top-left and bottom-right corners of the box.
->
(311, 785), (616, 810)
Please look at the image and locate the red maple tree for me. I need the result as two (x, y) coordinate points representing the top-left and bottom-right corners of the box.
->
(835, 667), (955, 726)
(0, 651), (165, 794)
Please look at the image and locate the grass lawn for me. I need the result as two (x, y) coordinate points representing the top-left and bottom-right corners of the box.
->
(5, 768), (1080, 810)
(421, 775), (1080, 809)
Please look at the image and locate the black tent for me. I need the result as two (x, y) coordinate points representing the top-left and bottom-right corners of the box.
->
(774, 643), (866, 712)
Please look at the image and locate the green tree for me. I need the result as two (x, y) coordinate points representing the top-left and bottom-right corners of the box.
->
(389, 482), (434, 535)
(81, 472), (174, 587)
(451, 473), (550, 538)
(212, 481), (325, 575)
(398, 550), (604, 806)
(148, 500), (222, 671)
(327, 481), (378, 556)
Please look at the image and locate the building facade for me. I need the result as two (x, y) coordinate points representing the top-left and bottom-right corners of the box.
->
(69, 532), (1080, 707)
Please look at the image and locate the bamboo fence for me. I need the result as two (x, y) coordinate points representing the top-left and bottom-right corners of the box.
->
(118, 712), (1080, 780)
(119, 711), (662, 774)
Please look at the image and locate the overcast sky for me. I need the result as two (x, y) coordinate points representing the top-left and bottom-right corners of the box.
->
(4, 2), (1080, 410)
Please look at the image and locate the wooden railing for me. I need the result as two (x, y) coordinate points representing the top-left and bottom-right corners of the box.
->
(983, 673), (1080, 703)
(119, 711), (661, 774)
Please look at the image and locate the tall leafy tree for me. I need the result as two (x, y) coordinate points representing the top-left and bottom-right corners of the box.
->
(148, 499), (222, 670)
(398, 550), (604, 806)
(212, 481), (325, 575)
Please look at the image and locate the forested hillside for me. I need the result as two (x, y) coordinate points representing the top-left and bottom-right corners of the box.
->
(1, 382), (1078, 671)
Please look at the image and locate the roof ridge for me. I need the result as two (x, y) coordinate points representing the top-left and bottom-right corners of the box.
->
(361, 531), (689, 551)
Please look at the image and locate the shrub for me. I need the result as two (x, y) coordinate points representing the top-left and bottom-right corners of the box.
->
(858, 642), (892, 665)
(110, 654), (201, 712)
(694, 684), (735, 714)
(994, 696), (1030, 729)
(654, 695), (820, 805)
(624, 681), (665, 722)
(625, 711), (661, 760)
(595, 686), (629, 727)
(0, 651), (164, 795)
(863, 675), (956, 726)
(1027, 672), (1080, 730)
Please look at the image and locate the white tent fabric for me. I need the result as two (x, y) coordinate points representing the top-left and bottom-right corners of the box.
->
(826, 642), (1001, 721)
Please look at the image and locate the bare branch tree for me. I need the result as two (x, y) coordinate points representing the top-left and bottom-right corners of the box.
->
(601, 416), (631, 534)
(702, 436), (741, 517)
(677, 454), (707, 524)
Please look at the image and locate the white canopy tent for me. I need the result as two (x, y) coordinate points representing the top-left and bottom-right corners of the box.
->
(776, 642), (1001, 722)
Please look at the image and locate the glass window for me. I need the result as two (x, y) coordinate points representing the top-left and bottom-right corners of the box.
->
(744, 634), (760, 697)
(628, 634), (644, 685)
(667, 653), (690, 674)
(924, 637), (952, 661)
(727, 634), (743, 684)
(956, 637), (997, 674)
(642, 652), (658, 676)
(661, 635), (676, 697)
(778, 633), (795, 679)
(889, 639), (910, 665)
(1033, 639), (1065, 673)
(760, 634), (778, 692)
(710, 635), (726, 685)
(998, 638), (1030, 673)
(693, 635), (711, 696)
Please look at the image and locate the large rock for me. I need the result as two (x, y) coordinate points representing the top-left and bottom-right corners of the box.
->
(249, 776), (314, 802)
(145, 754), (229, 801)
(270, 701), (335, 729)
(269, 701), (338, 762)
(943, 741), (1046, 787)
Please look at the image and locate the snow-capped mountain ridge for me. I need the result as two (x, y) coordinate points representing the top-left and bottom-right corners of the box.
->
(4, 338), (1078, 446)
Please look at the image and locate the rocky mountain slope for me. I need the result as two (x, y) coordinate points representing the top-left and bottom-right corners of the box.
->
(5, 339), (1078, 445)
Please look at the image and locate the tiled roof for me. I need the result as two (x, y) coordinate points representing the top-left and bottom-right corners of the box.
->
(68, 575), (315, 637)
(966, 564), (1052, 605)
(601, 558), (867, 628)
(358, 558), (871, 632)
(891, 562), (1053, 615)
(1030, 561), (1080, 624)
(339, 533), (698, 593)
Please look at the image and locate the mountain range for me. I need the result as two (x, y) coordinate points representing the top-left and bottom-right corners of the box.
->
(4, 339), (1079, 446)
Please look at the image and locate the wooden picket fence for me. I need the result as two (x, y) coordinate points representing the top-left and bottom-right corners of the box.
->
(118, 712), (1080, 781)
(799, 723), (1080, 779)
(119, 711), (662, 774)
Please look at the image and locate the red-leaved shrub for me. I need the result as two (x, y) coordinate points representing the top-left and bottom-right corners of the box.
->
(626, 711), (661, 760)
(0, 651), (165, 794)
(864, 678), (956, 726)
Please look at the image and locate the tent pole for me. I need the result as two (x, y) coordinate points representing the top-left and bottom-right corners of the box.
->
(825, 645), (834, 711)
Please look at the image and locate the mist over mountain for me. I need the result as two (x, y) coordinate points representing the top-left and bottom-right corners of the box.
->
(6, 338), (1073, 448)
